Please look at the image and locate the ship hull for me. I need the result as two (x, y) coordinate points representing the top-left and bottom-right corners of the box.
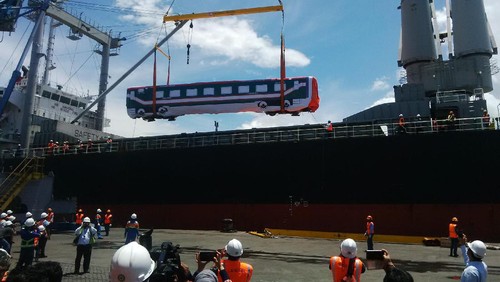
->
(44, 130), (500, 242)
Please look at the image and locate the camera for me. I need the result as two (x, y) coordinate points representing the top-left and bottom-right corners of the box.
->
(149, 241), (182, 282)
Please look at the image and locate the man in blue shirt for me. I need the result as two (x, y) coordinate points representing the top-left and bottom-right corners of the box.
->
(460, 237), (487, 282)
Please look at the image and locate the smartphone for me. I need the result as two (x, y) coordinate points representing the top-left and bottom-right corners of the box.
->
(365, 250), (384, 260)
(365, 250), (385, 270)
(199, 251), (217, 262)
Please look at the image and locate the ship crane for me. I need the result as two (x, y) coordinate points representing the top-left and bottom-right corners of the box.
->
(71, 3), (285, 124)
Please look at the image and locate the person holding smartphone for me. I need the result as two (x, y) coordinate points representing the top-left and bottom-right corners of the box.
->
(381, 249), (414, 282)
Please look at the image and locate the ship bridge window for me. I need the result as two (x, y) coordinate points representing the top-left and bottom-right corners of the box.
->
(256, 85), (268, 93)
(78, 102), (86, 109)
(42, 90), (51, 98)
(50, 93), (60, 102)
(238, 85), (250, 94)
(221, 86), (232, 95)
(186, 88), (197, 97)
(203, 88), (214, 96)
(169, 89), (180, 98)
(70, 100), (78, 107)
(60, 96), (70, 105)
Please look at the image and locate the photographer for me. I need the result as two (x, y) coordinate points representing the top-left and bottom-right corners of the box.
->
(381, 249), (414, 282)
(148, 241), (193, 282)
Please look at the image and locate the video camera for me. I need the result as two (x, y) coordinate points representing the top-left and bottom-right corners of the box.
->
(149, 241), (182, 282)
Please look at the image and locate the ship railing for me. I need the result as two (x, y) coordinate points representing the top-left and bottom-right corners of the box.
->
(2, 116), (495, 159)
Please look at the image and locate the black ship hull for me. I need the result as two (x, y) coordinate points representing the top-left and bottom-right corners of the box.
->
(44, 129), (500, 242)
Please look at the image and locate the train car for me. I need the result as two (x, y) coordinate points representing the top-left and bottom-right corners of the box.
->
(126, 76), (319, 121)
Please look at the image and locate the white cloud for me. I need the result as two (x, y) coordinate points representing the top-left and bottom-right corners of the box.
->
(371, 77), (390, 91)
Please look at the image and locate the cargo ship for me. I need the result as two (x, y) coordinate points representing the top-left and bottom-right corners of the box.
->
(4, 1), (500, 242)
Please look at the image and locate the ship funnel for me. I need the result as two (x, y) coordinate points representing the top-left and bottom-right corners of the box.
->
(398, 0), (437, 68)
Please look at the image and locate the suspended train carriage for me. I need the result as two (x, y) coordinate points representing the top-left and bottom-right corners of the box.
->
(126, 76), (320, 121)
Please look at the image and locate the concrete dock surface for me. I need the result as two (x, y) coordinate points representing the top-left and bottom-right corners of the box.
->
(7, 228), (500, 281)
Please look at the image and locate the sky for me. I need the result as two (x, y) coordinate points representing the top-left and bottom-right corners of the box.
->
(1, 0), (500, 138)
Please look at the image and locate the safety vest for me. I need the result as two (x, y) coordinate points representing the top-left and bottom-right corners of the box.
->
(329, 256), (363, 282)
(2, 270), (8, 282)
(449, 223), (458, 239)
(366, 222), (374, 235)
(75, 213), (84, 225)
(218, 259), (253, 282)
(399, 117), (405, 127)
(327, 123), (333, 132)
(104, 214), (112, 224)
(47, 211), (54, 223)
(20, 237), (35, 248)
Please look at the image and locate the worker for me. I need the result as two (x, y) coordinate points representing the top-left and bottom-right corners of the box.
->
(16, 218), (40, 269)
(75, 209), (84, 226)
(46, 208), (54, 239)
(449, 217), (461, 257)
(364, 215), (375, 250)
(329, 238), (366, 282)
(109, 241), (156, 282)
(398, 114), (406, 134)
(124, 213), (140, 244)
(95, 209), (103, 239)
(104, 209), (113, 236)
(218, 238), (253, 282)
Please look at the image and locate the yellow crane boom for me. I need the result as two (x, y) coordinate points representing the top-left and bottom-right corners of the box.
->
(163, 5), (283, 22)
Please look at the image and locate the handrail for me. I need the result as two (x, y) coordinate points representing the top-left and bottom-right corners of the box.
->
(0, 116), (496, 159)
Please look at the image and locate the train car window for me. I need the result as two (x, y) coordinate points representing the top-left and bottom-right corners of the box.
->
(157, 90), (165, 98)
(170, 89), (180, 98)
(256, 85), (268, 93)
(238, 85), (250, 94)
(203, 88), (215, 96)
(221, 86), (232, 95)
(274, 83), (280, 92)
(187, 88), (197, 97)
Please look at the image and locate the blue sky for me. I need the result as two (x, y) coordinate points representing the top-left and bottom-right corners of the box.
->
(1, 0), (499, 138)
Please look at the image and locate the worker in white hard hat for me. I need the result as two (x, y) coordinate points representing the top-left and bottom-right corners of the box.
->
(125, 213), (140, 244)
(329, 238), (366, 282)
(35, 225), (48, 260)
(1, 220), (15, 255)
(217, 238), (253, 281)
(460, 234), (488, 281)
(109, 241), (156, 282)
(74, 216), (97, 274)
(95, 208), (104, 239)
(16, 217), (40, 269)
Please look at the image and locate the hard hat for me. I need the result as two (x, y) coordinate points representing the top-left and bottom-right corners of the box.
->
(83, 217), (91, 223)
(38, 225), (46, 231)
(366, 215), (373, 221)
(7, 216), (15, 221)
(78, 209), (83, 213)
(107, 209), (111, 213)
(131, 213), (137, 219)
(6, 210), (13, 215)
(41, 212), (48, 218)
(225, 238), (243, 257)
(467, 240), (486, 259)
(25, 212), (32, 218)
(0, 248), (11, 268)
(452, 217), (458, 222)
(416, 114), (421, 117)
(109, 241), (156, 282)
(399, 114), (403, 117)
(97, 208), (102, 213)
(25, 218), (35, 227)
(0, 213), (6, 218)
(340, 238), (357, 259)
(4, 221), (12, 227)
